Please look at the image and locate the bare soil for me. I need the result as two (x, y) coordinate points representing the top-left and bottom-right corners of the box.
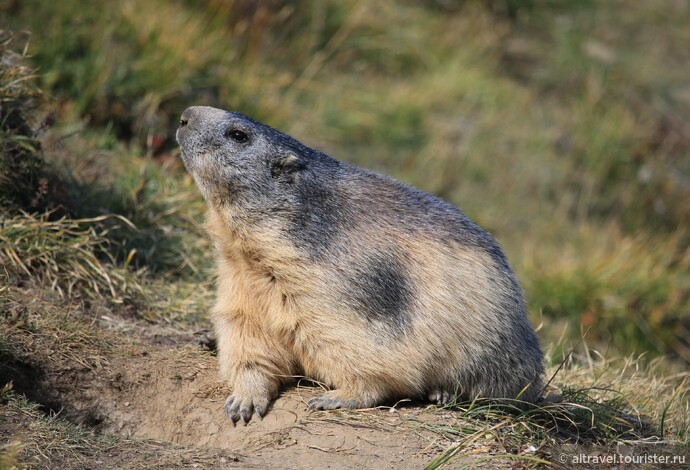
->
(1, 314), (469, 469)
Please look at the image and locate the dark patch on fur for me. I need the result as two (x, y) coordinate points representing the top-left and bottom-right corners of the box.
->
(286, 157), (346, 257)
(348, 251), (413, 336)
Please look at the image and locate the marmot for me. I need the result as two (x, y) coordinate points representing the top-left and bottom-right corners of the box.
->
(176, 106), (544, 425)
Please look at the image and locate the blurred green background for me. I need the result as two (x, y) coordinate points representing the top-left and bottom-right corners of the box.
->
(2, 0), (689, 365)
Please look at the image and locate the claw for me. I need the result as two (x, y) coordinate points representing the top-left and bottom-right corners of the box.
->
(223, 392), (272, 425)
(240, 406), (253, 424)
(254, 402), (267, 419)
(225, 397), (240, 425)
(225, 396), (235, 410)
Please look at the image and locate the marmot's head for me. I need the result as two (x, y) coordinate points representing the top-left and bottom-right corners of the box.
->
(177, 106), (345, 253)
(176, 106), (310, 206)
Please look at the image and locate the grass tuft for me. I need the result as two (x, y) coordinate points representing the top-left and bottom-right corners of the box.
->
(0, 212), (143, 303)
(418, 350), (688, 468)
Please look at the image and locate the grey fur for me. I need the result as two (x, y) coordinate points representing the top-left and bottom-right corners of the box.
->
(177, 106), (544, 419)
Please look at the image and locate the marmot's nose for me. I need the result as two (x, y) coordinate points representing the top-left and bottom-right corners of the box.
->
(179, 106), (226, 130)
(177, 107), (204, 146)
(179, 107), (198, 128)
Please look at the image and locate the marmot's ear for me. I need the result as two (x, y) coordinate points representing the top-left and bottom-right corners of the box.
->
(271, 153), (305, 178)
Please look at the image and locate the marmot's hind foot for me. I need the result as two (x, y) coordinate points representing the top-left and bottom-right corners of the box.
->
(307, 390), (363, 410)
(428, 389), (455, 406)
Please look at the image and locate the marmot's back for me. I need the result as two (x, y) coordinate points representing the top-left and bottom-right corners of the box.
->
(176, 106), (544, 424)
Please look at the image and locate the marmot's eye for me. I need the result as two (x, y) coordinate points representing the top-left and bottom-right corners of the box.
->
(226, 129), (249, 143)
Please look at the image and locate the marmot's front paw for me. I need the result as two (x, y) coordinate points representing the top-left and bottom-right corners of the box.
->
(224, 391), (271, 425)
(307, 390), (363, 410)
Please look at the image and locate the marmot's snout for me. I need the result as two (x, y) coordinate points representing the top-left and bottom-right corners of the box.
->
(178, 105), (208, 127)
(177, 106), (215, 173)
(176, 106), (203, 144)
(176, 106), (228, 147)
(176, 107), (196, 149)
(176, 106), (227, 171)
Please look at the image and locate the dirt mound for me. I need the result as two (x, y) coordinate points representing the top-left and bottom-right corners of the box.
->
(91, 350), (440, 468)
(3, 327), (446, 469)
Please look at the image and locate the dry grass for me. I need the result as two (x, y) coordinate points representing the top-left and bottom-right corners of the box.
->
(0, 284), (115, 371)
(0, 212), (143, 302)
(0, 207), (214, 329)
(424, 352), (688, 467)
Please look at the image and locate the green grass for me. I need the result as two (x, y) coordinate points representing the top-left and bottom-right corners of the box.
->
(525, 227), (690, 362)
(44, 125), (210, 276)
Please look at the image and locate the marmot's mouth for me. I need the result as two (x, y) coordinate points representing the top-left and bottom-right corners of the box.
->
(175, 136), (197, 172)
(175, 124), (196, 163)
